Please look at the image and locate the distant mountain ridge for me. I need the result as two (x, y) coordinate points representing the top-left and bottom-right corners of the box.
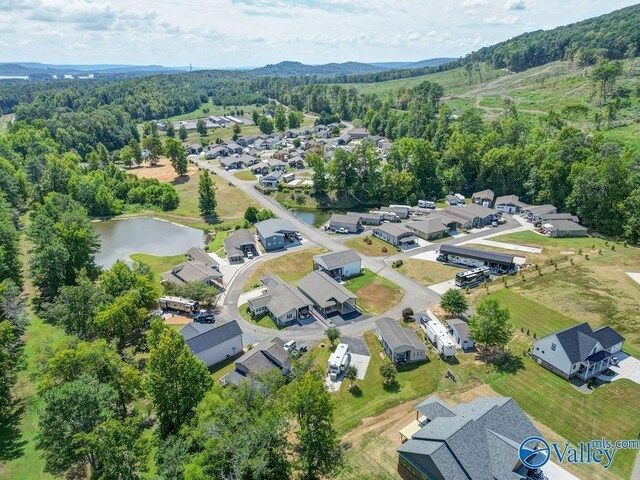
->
(249, 58), (457, 76)
(0, 62), (189, 76)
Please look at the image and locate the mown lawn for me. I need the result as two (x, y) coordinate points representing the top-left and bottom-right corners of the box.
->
(238, 304), (281, 330)
(207, 230), (228, 257)
(233, 169), (256, 181)
(397, 259), (459, 286)
(243, 247), (327, 292)
(343, 269), (404, 316)
(344, 235), (396, 257)
(129, 253), (186, 276)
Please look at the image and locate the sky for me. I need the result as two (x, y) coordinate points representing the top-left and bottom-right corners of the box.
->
(1, 0), (638, 68)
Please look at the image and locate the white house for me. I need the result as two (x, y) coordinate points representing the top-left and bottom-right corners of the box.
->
(313, 249), (361, 279)
(531, 323), (624, 381)
(446, 318), (474, 350)
(181, 320), (243, 367)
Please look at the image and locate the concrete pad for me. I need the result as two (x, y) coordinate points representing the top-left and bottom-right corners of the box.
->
(429, 279), (458, 295)
(415, 238), (433, 248)
(325, 375), (343, 393)
(626, 272), (640, 286)
(237, 287), (267, 307)
(541, 461), (581, 480)
(287, 179), (301, 186)
(350, 353), (371, 380)
(467, 239), (542, 254)
(409, 250), (440, 262)
(302, 179), (314, 186)
(608, 352), (640, 385)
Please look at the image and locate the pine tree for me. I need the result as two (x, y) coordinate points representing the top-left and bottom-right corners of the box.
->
(198, 170), (216, 217)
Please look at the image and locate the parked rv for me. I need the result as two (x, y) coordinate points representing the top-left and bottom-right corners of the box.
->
(159, 296), (200, 314)
(418, 200), (436, 209)
(328, 343), (351, 380)
(422, 317), (457, 359)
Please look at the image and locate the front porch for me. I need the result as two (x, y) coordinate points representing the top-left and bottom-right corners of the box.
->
(576, 350), (613, 380)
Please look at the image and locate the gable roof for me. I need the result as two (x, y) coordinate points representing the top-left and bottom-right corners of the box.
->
(163, 260), (222, 284)
(544, 219), (587, 232)
(314, 249), (361, 270)
(446, 318), (471, 341)
(494, 194), (527, 207)
(375, 317), (426, 352)
(297, 270), (357, 308)
(187, 247), (218, 267)
(236, 336), (289, 375)
(181, 320), (242, 355)
(552, 322), (624, 363)
(439, 244), (515, 265)
(255, 218), (297, 238)
(329, 214), (361, 227)
(472, 189), (495, 201)
(248, 275), (311, 319)
(398, 396), (540, 480)
(374, 222), (415, 239)
(406, 218), (450, 236)
(224, 229), (255, 257)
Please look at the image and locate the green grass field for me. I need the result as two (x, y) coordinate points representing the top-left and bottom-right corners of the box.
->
(238, 304), (281, 330)
(343, 269), (404, 316)
(207, 230), (228, 257)
(129, 253), (186, 276)
(344, 235), (396, 257)
(397, 259), (460, 286)
(163, 102), (260, 122)
(233, 169), (256, 181)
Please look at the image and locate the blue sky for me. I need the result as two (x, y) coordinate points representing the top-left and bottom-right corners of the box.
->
(1, 0), (638, 67)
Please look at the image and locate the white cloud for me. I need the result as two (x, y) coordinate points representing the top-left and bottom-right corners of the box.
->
(505, 0), (526, 10)
(462, 0), (488, 6)
(483, 14), (521, 25)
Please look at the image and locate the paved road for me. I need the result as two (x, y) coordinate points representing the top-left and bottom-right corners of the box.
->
(192, 156), (525, 343)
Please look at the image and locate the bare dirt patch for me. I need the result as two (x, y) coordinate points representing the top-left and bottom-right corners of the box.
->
(164, 314), (192, 325)
(128, 159), (193, 182)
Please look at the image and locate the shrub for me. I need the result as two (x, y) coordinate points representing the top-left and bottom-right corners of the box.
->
(402, 307), (414, 320)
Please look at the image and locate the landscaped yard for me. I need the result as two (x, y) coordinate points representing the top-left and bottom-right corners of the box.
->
(345, 235), (396, 257)
(243, 247), (327, 292)
(397, 259), (460, 286)
(129, 253), (186, 276)
(238, 304), (281, 330)
(207, 230), (228, 257)
(343, 269), (404, 316)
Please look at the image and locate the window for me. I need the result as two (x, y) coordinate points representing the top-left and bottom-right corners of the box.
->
(551, 343), (556, 351)
(287, 313), (293, 319)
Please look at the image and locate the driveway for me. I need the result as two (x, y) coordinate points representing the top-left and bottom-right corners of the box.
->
(606, 352), (640, 385)
(541, 461), (581, 480)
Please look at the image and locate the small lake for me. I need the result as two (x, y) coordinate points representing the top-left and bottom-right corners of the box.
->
(289, 206), (373, 228)
(94, 217), (205, 267)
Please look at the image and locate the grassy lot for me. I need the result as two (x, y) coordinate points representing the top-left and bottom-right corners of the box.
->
(233, 169), (256, 181)
(208, 351), (245, 382)
(397, 259), (460, 286)
(207, 230), (228, 257)
(477, 231), (640, 357)
(345, 235), (396, 257)
(163, 102), (260, 122)
(129, 253), (186, 276)
(243, 247), (327, 292)
(343, 269), (404, 316)
(238, 304), (281, 330)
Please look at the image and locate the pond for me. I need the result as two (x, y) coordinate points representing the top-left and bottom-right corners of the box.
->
(94, 217), (205, 267)
(290, 206), (374, 228)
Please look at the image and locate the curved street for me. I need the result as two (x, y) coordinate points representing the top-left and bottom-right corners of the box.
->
(192, 156), (524, 344)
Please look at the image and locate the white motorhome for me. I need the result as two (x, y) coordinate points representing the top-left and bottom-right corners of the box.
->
(328, 343), (351, 380)
(423, 317), (457, 359)
(418, 200), (436, 209)
(159, 296), (200, 314)
(454, 193), (465, 203)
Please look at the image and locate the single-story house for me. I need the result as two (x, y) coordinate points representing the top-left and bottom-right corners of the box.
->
(220, 337), (290, 386)
(287, 155), (305, 169)
(223, 229), (257, 263)
(472, 189), (495, 207)
(251, 163), (270, 176)
(380, 205), (410, 219)
(313, 249), (361, 279)
(405, 217), (449, 240)
(297, 270), (358, 317)
(523, 204), (557, 223)
(205, 146), (228, 159)
(268, 158), (287, 172)
(282, 172), (296, 183)
(347, 127), (368, 139)
(255, 218), (299, 251)
(347, 211), (382, 226)
(226, 142), (243, 154)
(181, 320), (243, 367)
(538, 212), (580, 224)
(220, 157), (245, 170)
(446, 318), (474, 350)
(186, 144), (203, 155)
(442, 203), (497, 229)
(259, 170), (283, 188)
(236, 136), (254, 147)
(247, 275), (312, 326)
(336, 133), (351, 146)
(372, 223), (417, 248)
(161, 260), (222, 286)
(542, 219), (588, 238)
(328, 214), (362, 233)
(531, 323), (624, 381)
(438, 244), (516, 273)
(376, 317), (426, 364)
(494, 194), (528, 214)
(187, 247), (218, 268)
(397, 396), (541, 480)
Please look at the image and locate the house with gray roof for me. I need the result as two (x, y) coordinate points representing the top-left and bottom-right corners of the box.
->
(313, 249), (361, 279)
(398, 396), (541, 480)
(220, 337), (290, 386)
(406, 217), (449, 240)
(162, 260), (222, 286)
(328, 214), (362, 233)
(181, 320), (243, 367)
(347, 211), (382, 226)
(247, 275), (312, 326)
(223, 229), (257, 263)
(372, 223), (417, 248)
(495, 194), (528, 214)
(268, 158), (287, 171)
(255, 218), (299, 251)
(541, 219), (588, 238)
(438, 244), (516, 273)
(472, 189), (495, 207)
(380, 205), (410, 219)
(446, 318), (474, 350)
(347, 127), (368, 138)
(532, 323), (624, 380)
(522, 204), (557, 223)
(538, 212), (579, 224)
(187, 247), (218, 267)
(297, 271), (358, 317)
(259, 170), (284, 188)
(375, 317), (426, 364)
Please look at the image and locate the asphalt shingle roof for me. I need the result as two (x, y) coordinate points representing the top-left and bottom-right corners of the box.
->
(553, 323), (624, 363)
(255, 218), (297, 239)
(181, 320), (242, 355)
(223, 229), (255, 257)
(297, 271), (357, 308)
(375, 317), (426, 352)
(313, 250), (361, 270)
(439, 244), (515, 265)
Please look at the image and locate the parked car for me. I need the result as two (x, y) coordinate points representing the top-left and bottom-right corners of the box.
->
(284, 340), (297, 351)
(192, 310), (215, 323)
(491, 221), (498, 227)
(246, 251), (254, 259)
(336, 227), (349, 234)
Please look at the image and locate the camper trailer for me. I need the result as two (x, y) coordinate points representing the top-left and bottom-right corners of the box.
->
(423, 318), (457, 359)
(159, 296), (200, 314)
(418, 200), (436, 209)
(328, 343), (351, 380)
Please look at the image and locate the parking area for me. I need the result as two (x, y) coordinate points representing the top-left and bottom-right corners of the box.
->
(606, 352), (640, 385)
(323, 310), (369, 327)
(324, 338), (371, 393)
